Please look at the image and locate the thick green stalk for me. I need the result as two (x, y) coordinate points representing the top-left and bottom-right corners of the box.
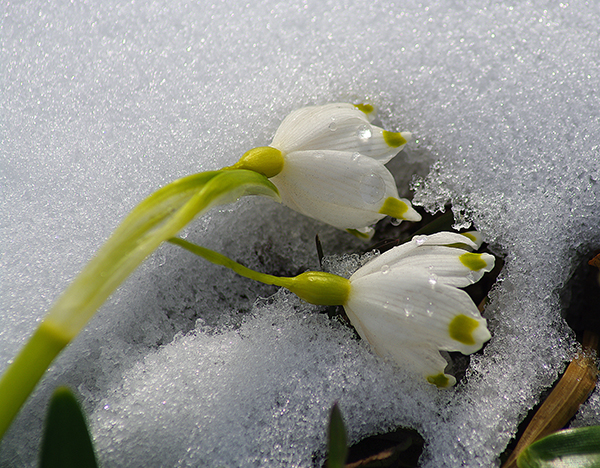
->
(0, 169), (280, 440)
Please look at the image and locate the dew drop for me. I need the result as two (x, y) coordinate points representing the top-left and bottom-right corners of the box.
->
(328, 121), (337, 131)
(359, 173), (386, 204)
(404, 298), (414, 317)
(380, 264), (390, 274)
(428, 274), (438, 286)
(391, 218), (402, 226)
(357, 124), (372, 141)
(313, 152), (324, 160)
(351, 152), (361, 162)
(413, 235), (427, 246)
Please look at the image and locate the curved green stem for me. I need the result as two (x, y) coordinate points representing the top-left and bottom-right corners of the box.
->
(168, 237), (293, 288)
(168, 237), (351, 307)
(0, 169), (280, 440)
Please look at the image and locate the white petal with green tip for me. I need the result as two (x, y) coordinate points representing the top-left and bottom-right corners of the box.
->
(358, 248), (494, 288)
(270, 150), (404, 230)
(351, 231), (486, 281)
(271, 103), (411, 163)
(348, 270), (490, 355)
(344, 231), (493, 386)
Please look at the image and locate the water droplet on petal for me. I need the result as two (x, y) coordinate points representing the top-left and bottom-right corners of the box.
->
(351, 152), (361, 162)
(329, 121), (337, 131)
(391, 218), (401, 226)
(359, 173), (386, 204)
(413, 235), (427, 246)
(380, 264), (390, 274)
(313, 152), (324, 160)
(404, 298), (414, 317)
(428, 274), (438, 287)
(357, 124), (372, 141)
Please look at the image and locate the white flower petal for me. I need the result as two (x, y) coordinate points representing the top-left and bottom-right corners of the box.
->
(351, 232), (483, 281)
(271, 103), (367, 154)
(358, 247), (494, 288)
(411, 231), (479, 249)
(348, 270), (490, 356)
(270, 103), (411, 163)
(270, 150), (401, 230)
(346, 301), (457, 386)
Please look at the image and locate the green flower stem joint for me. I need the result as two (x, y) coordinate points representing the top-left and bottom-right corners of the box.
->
(168, 238), (351, 306)
(170, 231), (495, 388)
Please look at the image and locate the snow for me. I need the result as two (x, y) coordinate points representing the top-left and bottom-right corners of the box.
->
(2, 0), (600, 466)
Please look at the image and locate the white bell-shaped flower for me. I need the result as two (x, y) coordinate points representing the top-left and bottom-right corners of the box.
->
(270, 103), (420, 235)
(344, 231), (494, 387)
(170, 231), (494, 387)
(233, 103), (421, 236)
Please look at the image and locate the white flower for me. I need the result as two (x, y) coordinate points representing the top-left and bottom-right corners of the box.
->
(171, 230), (494, 387)
(233, 103), (421, 236)
(270, 103), (421, 235)
(344, 231), (494, 387)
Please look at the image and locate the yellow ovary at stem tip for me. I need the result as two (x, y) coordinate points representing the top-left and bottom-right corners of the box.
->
(230, 146), (284, 178)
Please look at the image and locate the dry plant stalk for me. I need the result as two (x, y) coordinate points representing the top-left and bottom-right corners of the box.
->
(501, 253), (600, 468)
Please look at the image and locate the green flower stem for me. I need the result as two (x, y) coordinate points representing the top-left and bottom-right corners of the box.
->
(168, 237), (292, 286)
(168, 238), (351, 306)
(0, 169), (280, 440)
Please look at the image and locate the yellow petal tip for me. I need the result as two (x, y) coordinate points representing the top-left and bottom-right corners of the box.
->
(378, 197), (421, 222)
(426, 373), (453, 388)
(459, 252), (488, 271)
(354, 103), (375, 116)
(382, 130), (409, 148)
(448, 314), (480, 346)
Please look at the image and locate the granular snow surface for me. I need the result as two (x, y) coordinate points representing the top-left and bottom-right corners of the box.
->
(2, 0), (600, 466)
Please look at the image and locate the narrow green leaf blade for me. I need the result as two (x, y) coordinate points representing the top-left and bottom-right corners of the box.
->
(0, 168), (280, 441)
(40, 387), (98, 468)
(517, 426), (600, 468)
(46, 168), (280, 338)
(327, 403), (348, 468)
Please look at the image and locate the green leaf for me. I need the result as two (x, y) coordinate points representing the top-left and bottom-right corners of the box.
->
(517, 426), (600, 468)
(327, 403), (348, 468)
(40, 387), (98, 468)
(45, 169), (280, 338)
(0, 169), (280, 441)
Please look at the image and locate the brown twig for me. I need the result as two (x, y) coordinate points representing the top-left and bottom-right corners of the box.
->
(501, 331), (599, 467)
